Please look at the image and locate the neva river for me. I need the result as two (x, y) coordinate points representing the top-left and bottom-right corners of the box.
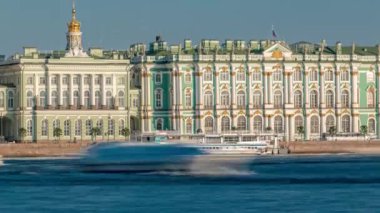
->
(1, 155), (380, 212)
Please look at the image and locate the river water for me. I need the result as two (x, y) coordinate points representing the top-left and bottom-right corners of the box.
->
(1, 155), (380, 212)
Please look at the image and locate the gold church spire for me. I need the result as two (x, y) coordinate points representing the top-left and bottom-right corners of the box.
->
(68, 0), (81, 33)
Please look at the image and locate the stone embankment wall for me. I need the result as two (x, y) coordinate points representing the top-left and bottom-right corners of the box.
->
(287, 141), (380, 154)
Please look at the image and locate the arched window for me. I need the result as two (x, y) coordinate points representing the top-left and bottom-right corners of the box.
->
(221, 116), (230, 132)
(252, 71), (261, 81)
(27, 91), (34, 108)
(64, 120), (70, 136)
(220, 71), (229, 81)
(237, 91), (246, 108)
(253, 91), (261, 108)
(118, 91), (125, 107)
(310, 70), (318, 82)
(325, 70), (334, 81)
(84, 91), (90, 108)
(155, 89), (162, 108)
(96, 120), (103, 135)
(205, 117), (214, 133)
(326, 115), (335, 132)
(294, 90), (302, 108)
(273, 69), (282, 81)
(106, 91), (113, 108)
(85, 120), (92, 136)
(108, 119), (115, 135)
(368, 119), (376, 134)
(26, 120), (33, 136)
(75, 120), (82, 136)
(367, 89), (375, 108)
(253, 116), (262, 132)
(237, 116), (246, 131)
(41, 119), (48, 136)
(310, 90), (318, 108)
(39, 91), (46, 108)
(237, 71), (245, 82)
(156, 119), (163, 130)
(186, 120), (192, 134)
(310, 116), (319, 134)
(0, 92), (4, 107)
(204, 91), (213, 108)
(185, 91), (192, 107)
(342, 115), (350, 133)
(326, 90), (334, 108)
(51, 91), (58, 107)
(274, 116), (283, 133)
(62, 91), (69, 107)
(341, 70), (349, 81)
(53, 119), (60, 130)
(293, 68), (302, 81)
(204, 70), (213, 82)
(73, 91), (80, 108)
(95, 91), (101, 108)
(8, 91), (14, 108)
(118, 119), (125, 135)
(274, 91), (282, 108)
(341, 90), (350, 108)
(221, 91), (230, 106)
(295, 116), (303, 129)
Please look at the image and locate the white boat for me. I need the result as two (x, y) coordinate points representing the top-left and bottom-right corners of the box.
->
(191, 141), (271, 155)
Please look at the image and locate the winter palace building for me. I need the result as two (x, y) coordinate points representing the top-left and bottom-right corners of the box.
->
(0, 3), (380, 142)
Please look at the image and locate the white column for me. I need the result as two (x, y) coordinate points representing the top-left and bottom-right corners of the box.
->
(199, 71), (204, 105)
(47, 75), (51, 106)
(289, 115), (295, 141)
(91, 75), (95, 107)
(147, 73), (151, 108)
(305, 115), (310, 140)
(284, 73), (289, 104)
(58, 74), (62, 106)
(101, 75), (106, 106)
(320, 71), (325, 105)
(216, 71), (220, 105)
(231, 69), (236, 106)
(335, 71), (341, 105)
(352, 72), (358, 105)
(304, 72), (309, 106)
(80, 74), (84, 106)
(268, 73), (273, 104)
(69, 74), (73, 106)
(285, 115), (289, 141)
(289, 73), (294, 104)
(353, 115), (359, 133)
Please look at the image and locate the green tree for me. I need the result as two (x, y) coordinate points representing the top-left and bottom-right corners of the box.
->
(53, 128), (63, 142)
(91, 127), (101, 142)
(121, 127), (130, 141)
(360, 125), (368, 142)
(18, 128), (27, 143)
(328, 126), (337, 141)
(296, 126), (305, 141)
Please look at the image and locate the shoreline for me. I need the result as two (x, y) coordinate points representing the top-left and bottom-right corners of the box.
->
(1, 141), (380, 158)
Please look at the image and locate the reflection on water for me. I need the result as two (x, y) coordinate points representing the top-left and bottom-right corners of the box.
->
(1, 155), (380, 212)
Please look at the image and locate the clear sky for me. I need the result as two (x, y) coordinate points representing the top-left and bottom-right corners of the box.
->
(0, 0), (379, 56)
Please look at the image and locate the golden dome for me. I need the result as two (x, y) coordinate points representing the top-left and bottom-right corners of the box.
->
(68, 3), (81, 32)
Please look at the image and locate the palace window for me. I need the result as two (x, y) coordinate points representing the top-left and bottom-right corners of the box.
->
(368, 119), (376, 134)
(204, 91), (213, 108)
(341, 115), (350, 133)
(310, 70), (318, 82)
(204, 71), (213, 82)
(39, 77), (46, 85)
(95, 91), (101, 108)
(186, 120), (192, 134)
(273, 70), (282, 82)
(294, 90), (302, 108)
(27, 91), (34, 108)
(73, 76), (79, 85)
(73, 91), (80, 108)
(325, 70), (334, 81)
(310, 116), (319, 134)
(132, 97), (139, 108)
(95, 76), (101, 85)
(75, 120), (82, 136)
(156, 119), (163, 131)
(326, 90), (334, 108)
(118, 91), (125, 107)
(41, 120), (48, 136)
(84, 91), (90, 108)
(53, 119), (60, 130)
(221, 91), (230, 106)
(106, 77), (112, 85)
(62, 91), (69, 107)
(252, 71), (261, 82)
(341, 70), (349, 82)
(310, 90), (318, 108)
(253, 91), (261, 108)
(85, 120), (92, 136)
(237, 71), (245, 82)
(39, 91), (46, 107)
(155, 89), (163, 108)
(96, 120), (103, 136)
(293, 68), (302, 81)
(118, 77), (125, 85)
(0, 92), (4, 107)
(341, 90), (350, 108)
(274, 91), (282, 108)
(253, 116), (262, 132)
(295, 116), (303, 130)
(367, 89), (375, 108)
(27, 77), (33, 85)
(220, 71), (229, 81)
(62, 76), (69, 85)
(274, 116), (283, 133)
(51, 76), (58, 85)
(185, 73), (192, 83)
(326, 115), (335, 132)
(51, 91), (58, 107)
(8, 91), (14, 108)
(106, 91), (113, 108)
(155, 73), (162, 84)
(84, 76), (90, 85)
(237, 91), (246, 108)
(185, 91), (192, 107)
(221, 116), (230, 132)
(237, 116), (246, 131)
(26, 120), (33, 136)
(118, 119), (125, 135)
(108, 119), (115, 136)
(204, 116), (214, 133)
(64, 120), (70, 136)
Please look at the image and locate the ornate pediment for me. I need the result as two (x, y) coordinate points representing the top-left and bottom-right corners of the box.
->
(263, 43), (293, 60)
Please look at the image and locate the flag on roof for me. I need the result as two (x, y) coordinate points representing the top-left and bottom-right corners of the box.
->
(272, 25), (277, 38)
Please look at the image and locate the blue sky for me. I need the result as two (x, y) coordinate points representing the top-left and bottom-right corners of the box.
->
(0, 0), (379, 56)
